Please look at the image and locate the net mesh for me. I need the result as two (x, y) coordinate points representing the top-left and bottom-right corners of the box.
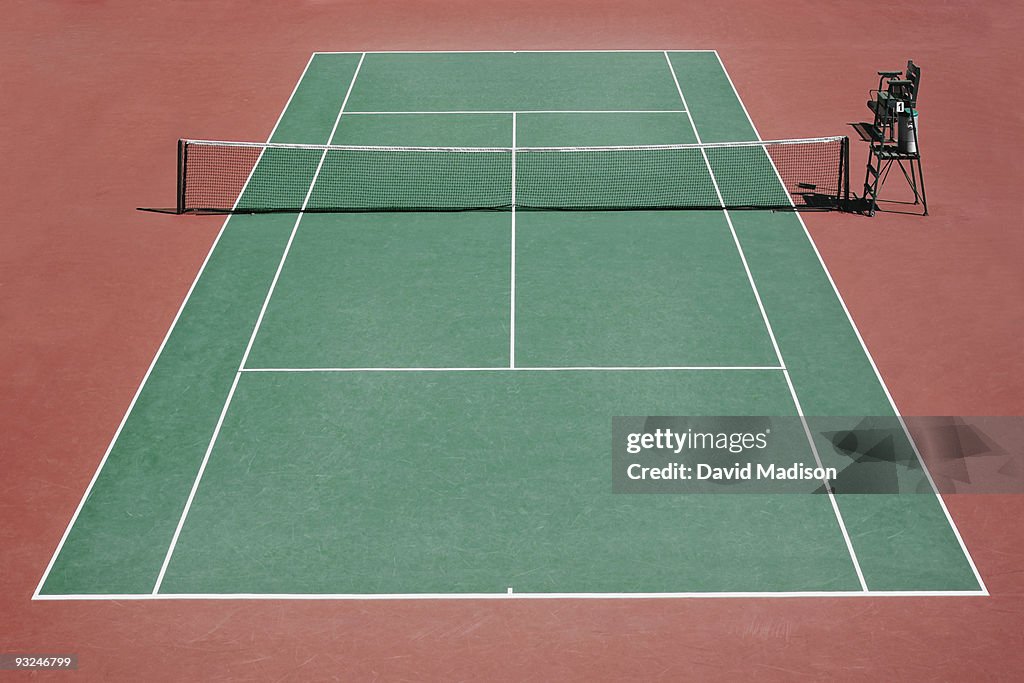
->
(177, 137), (848, 213)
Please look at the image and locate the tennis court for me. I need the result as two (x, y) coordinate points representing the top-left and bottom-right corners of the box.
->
(35, 50), (985, 598)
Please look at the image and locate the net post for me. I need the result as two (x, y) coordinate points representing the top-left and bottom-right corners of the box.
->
(839, 136), (850, 209)
(176, 139), (186, 214)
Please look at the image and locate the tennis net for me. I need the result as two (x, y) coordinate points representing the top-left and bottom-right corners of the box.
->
(175, 136), (850, 213)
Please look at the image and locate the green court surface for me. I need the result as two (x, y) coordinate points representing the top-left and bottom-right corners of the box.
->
(36, 51), (984, 598)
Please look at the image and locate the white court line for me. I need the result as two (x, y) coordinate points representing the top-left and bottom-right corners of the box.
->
(31, 54), (323, 602)
(664, 51), (869, 593)
(712, 50), (988, 596)
(315, 50), (718, 55)
(240, 366), (785, 373)
(342, 109), (687, 115)
(510, 112), (517, 368)
(150, 53), (368, 595)
(33, 589), (988, 601)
